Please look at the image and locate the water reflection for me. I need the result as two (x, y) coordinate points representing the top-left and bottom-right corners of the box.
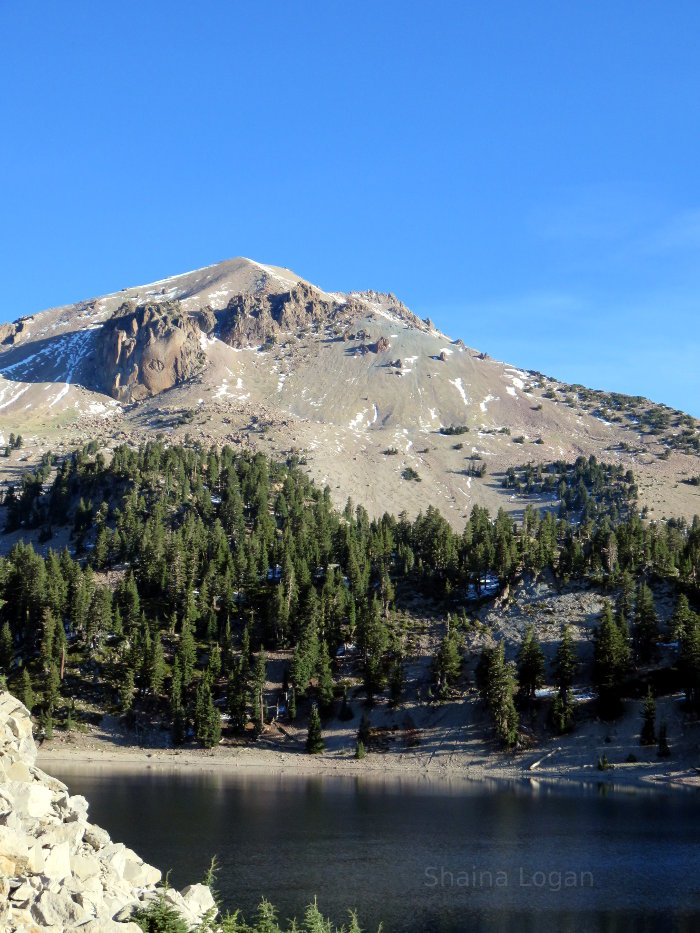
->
(46, 765), (700, 933)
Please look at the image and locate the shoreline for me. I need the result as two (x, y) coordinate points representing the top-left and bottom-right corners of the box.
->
(36, 733), (700, 797)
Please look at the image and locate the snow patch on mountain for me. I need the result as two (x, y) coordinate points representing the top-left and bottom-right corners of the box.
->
(450, 377), (469, 407)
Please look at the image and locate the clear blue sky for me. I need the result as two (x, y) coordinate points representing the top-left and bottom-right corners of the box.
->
(1, 2), (699, 415)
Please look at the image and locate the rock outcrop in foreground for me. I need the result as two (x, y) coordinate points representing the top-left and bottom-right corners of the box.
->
(0, 691), (217, 931)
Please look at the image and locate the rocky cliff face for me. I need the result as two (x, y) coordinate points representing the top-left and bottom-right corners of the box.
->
(216, 281), (343, 347)
(0, 691), (217, 931)
(93, 302), (206, 402)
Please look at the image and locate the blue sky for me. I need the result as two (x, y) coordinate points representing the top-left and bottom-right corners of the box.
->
(1, 2), (698, 414)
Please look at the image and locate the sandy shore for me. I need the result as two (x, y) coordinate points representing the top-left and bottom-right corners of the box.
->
(36, 700), (700, 796)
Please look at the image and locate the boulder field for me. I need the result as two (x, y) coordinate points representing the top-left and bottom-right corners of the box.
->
(0, 691), (217, 931)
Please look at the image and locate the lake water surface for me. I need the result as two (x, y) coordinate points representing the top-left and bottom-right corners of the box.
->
(47, 765), (700, 933)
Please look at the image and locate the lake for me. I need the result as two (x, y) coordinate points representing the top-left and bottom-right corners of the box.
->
(46, 764), (700, 933)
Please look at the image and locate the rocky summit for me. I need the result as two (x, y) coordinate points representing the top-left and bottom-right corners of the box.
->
(0, 256), (698, 526)
(0, 691), (217, 931)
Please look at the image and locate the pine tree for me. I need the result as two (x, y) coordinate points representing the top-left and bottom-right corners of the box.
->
(20, 667), (34, 712)
(640, 689), (656, 745)
(40, 607), (56, 670)
(120, 667), (135, 712)
(516, 624), (545, 703)
(635, 582), (659, 662)
(121, 571), (141, 633)
(679, 613), (700, 709)
(617, 569), (635, 620)
(290, 618), (319, 696)
(554, 625), (578, 704)
(0, 621), (13, 672)
(170, 657), (183, 718)
(177, 618), (197, 688)
(306, 704), (324, 754)
(315, 640), (335, 710)
(476, 641), (519, 748)
(671, 593), (692, 641)
(359, 598), (388, 705)
(593, 602), (631, 719)
(44, 663), (60, 714)
(148, 632), (166, 697)
(208, 643), (222, 682)
(433, 630), (462, 696)
(250, 647), (267, 732)
(227, 656), (250, 732)
(170, 658), (187, 746)
(194, 675), (221, 748)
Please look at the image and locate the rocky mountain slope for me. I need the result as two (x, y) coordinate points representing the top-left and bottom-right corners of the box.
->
(0, 691), (217, 931)
(0, 257), (698, 525)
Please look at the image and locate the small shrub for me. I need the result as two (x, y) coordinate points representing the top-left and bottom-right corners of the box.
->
(597, 754), (613, 771)
(440, 425), (470, 436)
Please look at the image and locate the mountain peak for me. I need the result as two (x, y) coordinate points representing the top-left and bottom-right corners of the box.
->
(0, 258), (697, 527)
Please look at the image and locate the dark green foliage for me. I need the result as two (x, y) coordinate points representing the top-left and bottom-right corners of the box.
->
(357, 710), (371, 748)
(679, 608), (700, 709)
(439, 425), (470, 436)
(476, 641), (519, 748)
(227, 657), (250, 733)
(640, 689), (656, 746)
(338, 687), (353, 720)
(120, 668), (135, 712)
(358, 602), (388, 705)
(502, 455), (637, 524)
(433, 628), (462, 696)
(0, 620), (12, 672)
(516, 624), (545, 703)
(554, 626), (578, 703)
(177, 618), (197, 689)
(658, 722), (671, 758)
(250, 647), (267, 731)
(19, 667), (34, 712)
(550, 691), (575, 735)
(316, 640), (335, 711)
(194, 675), (221, 748)
(0, 439), (698, 748)
(671, 593), (693, 641)
(592, 602), (631, 719)
(147, 632), (166, 697)
(634, 583), (659, 663)
(132, 895), (191, 933)
(43, 663), (60, 714)
(306, 704), (324, 754)
(597, 754), (613, 771)
(548, 625), (578, 733)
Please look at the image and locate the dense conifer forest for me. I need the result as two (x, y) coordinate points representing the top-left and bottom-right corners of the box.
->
(0, 441), (698, 750)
